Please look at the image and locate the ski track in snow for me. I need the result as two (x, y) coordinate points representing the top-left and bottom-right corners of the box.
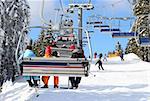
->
(0, 53), (150, 101)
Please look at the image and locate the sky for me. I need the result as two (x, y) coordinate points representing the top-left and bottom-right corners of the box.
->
(27, 0), (134, 57)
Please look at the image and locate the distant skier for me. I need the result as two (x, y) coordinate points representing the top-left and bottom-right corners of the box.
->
(95, 53), (104, 70)
(94, 52), (97, 58)
(120, 51), (124, 61)
(103, 54), (107, 62)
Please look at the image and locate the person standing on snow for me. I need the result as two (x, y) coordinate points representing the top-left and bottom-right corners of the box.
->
(95, 53), (104, 70)
(22, 45), (40, 87)
(94, 52), (97, 58)
(120, 51), (124, 61)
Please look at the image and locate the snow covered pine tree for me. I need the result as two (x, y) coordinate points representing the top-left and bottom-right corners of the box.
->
(0, 0), (30, 90)
(125, 0), (150, 62)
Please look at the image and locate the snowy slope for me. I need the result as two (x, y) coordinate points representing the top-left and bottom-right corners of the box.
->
(0, 53), (150, 101)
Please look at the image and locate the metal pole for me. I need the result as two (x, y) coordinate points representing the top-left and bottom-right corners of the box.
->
(78, 8), (83, 48)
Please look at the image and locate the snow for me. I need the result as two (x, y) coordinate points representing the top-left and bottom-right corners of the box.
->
(0, 53), (150, 101)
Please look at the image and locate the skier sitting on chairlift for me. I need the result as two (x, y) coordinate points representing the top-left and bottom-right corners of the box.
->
(21, 45), (40, 87)
(69, 48), (85, 89)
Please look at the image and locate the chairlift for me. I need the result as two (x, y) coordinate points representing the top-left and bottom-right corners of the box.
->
(138, 37), (150, 47)
(82, 40), (88, 44)
(94, 25), (110, 28)
(99, 25), (110, 28)
(15, 26), (92, 77)
(87, 30), (94, 33)
(136, 26), (150, 47)
(22, 57), (89, 76)
(83, 36), (91, 39)
(112, 32), (137, 38)
(82, 43), (87, 47)
(100, 28), (120, 32)
(87, 21), (102, 24)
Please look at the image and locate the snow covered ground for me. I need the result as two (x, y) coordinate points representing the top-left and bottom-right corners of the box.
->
(0, 53), (150, 101)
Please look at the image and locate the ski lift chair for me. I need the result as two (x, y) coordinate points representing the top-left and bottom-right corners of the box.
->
(87, 30), (94, 33)
(138, 37), (150, 47)
(136, 26), (150, 47)
(99, 25), (110, 28)
(100, 28), (120, 32)
(16, 26), (92, 77)
(112, 32), (137, 38)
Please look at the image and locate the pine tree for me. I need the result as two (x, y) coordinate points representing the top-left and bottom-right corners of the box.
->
(0, 0), (30, 87)
(125, 0), (150, 61)
(33, 29), (55, 57)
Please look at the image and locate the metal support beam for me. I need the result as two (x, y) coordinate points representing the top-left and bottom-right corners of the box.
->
(78, 8), (83, 48)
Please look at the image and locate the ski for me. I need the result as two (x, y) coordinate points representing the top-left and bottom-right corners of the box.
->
(60, 87), (70, 89)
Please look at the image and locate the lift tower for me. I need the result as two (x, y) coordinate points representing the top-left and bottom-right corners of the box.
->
(68, 3), (94, 48)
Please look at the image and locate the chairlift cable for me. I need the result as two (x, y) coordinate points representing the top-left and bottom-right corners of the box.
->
(88, 0), (91, 4)
(40, 0), (51, 25)
(59, 0), (66, 14)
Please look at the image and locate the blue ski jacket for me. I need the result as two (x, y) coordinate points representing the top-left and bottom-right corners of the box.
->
(23, 49), (40, 80)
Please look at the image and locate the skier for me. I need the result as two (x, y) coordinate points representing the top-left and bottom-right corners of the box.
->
(22, 45), (40, 87)
(95, 53), (104, 70)
(41, 46), (59, 88)
(69, 48), (84, 89)
(120, 51), (124, 61)
(103, 54), (107, 62)
(94, 52), (97, 58)
(41, 46), (51, 88)
(69, 43), (75, 51)
(51, 42), (59, 88)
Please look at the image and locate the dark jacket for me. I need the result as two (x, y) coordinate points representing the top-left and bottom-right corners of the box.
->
(95, 58), (102, 65)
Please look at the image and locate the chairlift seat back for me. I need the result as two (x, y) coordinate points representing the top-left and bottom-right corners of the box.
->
(22, 57), (89, 77)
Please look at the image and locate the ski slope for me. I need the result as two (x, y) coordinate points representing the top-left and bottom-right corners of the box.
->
(0, 53), (150, 101)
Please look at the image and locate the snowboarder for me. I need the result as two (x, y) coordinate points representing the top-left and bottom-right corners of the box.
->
(95, 53), (104, 70)
(22, 45), (40, 87)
